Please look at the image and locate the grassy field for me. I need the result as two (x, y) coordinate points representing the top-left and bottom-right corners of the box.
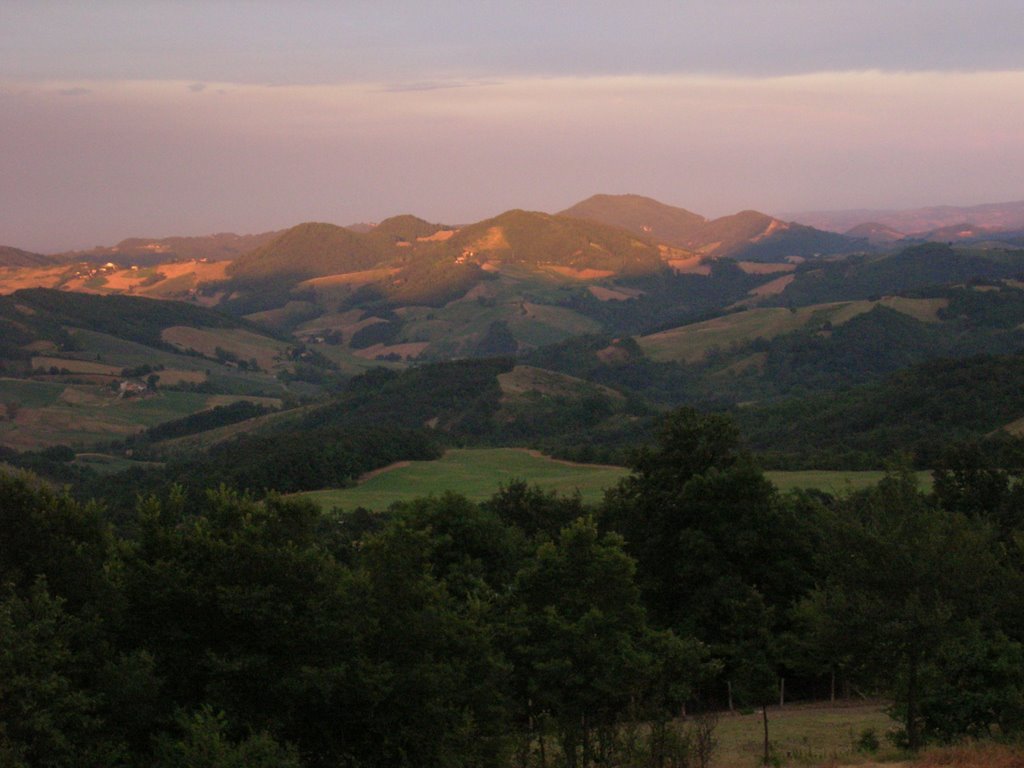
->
(712, 701), (901, 767)
(298, 449), (926, 512)
(300, 448), (629, 510)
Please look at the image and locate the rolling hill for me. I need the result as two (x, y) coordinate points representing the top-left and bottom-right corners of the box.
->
(227, 222), (385, 284)
(560, 194), (862, 261)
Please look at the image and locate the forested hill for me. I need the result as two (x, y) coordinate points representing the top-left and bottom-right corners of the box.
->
(766, 242), (1024, 307)
(0, 288), (256, 354)
(736, 352), (1024, 468)
(227, 222), (385, 284)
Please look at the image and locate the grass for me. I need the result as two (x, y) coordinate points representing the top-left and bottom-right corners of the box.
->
(712, 701), (901, 767)
(0, 378), (66, 408)
(299, 448), (629, 511)
(297, 449), (928, 512)
(72, 452), (164, 474)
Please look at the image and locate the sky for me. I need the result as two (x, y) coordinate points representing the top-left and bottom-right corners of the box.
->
(3, 1), (1024, 252)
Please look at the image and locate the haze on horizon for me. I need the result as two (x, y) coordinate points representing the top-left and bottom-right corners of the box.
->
(3, 1), (1024, 253)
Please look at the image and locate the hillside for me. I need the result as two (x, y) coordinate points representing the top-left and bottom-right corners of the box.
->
(0, 246), (55, 268)
(559, 194), (861, 261)
(737, 352), (1024, 467)
(227, 222), (385, 284)
(766, 242), (1024, 307)
(0, 289), (321, 450)
(439, 209), (669, 274)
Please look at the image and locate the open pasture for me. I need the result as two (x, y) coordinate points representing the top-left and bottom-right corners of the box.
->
(300, 448), (629, 510)
(299, 448), (919, 512)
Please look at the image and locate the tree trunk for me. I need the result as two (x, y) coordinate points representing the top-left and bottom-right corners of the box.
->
(779, 677), (785, 708)
(830, 667), (836, 705)
(581, 715), (591, 768)
(906, 651), (920, 751)
(727, 680), (734, 712)
(762, 703), (770, 765)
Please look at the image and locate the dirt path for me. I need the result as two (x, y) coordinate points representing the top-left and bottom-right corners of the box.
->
(357, 460), (412, 483)
(515, 447), (624, 471)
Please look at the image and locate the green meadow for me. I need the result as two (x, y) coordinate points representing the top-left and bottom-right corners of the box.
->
(299, 448), (925, 512)
(301, 448), (628, 510)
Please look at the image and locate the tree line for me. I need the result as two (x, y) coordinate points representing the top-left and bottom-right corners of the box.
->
(4, 408), (1024, 766)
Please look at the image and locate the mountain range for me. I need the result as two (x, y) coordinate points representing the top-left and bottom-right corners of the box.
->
(783, 200), (1024, 240)
(3, 191), (1024, 464)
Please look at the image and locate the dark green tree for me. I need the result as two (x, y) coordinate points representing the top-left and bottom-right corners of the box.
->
(806, 469), (1008, 749)
(510, 516), (701, 767)
(602, 408), (818, 703)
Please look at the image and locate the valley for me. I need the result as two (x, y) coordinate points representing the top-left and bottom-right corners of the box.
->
(5, 193), (1024, 767)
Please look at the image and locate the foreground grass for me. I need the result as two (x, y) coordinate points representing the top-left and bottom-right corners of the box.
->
(712, 701), (901, 767)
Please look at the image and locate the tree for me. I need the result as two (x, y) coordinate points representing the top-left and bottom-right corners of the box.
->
(153, 706), (300, 768)
(509, 516), (701, 767)
(807, 469), (1007, 749)
(0, 579), (113, 767)
(602, 408), (818, 703)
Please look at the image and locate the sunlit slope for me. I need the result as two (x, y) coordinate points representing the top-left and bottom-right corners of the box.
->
(560, 194), (860, 260)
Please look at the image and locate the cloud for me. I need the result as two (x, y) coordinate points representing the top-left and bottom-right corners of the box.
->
(188, 82), (206, 92)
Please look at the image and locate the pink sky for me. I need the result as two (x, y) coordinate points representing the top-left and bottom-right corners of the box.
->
(3, 2), (1023, 252)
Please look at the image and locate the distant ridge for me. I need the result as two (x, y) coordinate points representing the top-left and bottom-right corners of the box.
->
(560, 194), (706, 244)
(784, 200), (1024, 237)
(844, 222), (905, 245)
(560, 193), (860, 260)
(59, 231), (281, 267)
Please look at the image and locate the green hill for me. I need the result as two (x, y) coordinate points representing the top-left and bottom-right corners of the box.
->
(227, 222), (384, 284)
(365, 214), (451, 244)
(0, 288), (246, 353)
(736, 352), (1024, 467)
(770, 243), (1024, 307)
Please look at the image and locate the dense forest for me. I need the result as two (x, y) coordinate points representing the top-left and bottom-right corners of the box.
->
(5, 408), (1024, 766)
